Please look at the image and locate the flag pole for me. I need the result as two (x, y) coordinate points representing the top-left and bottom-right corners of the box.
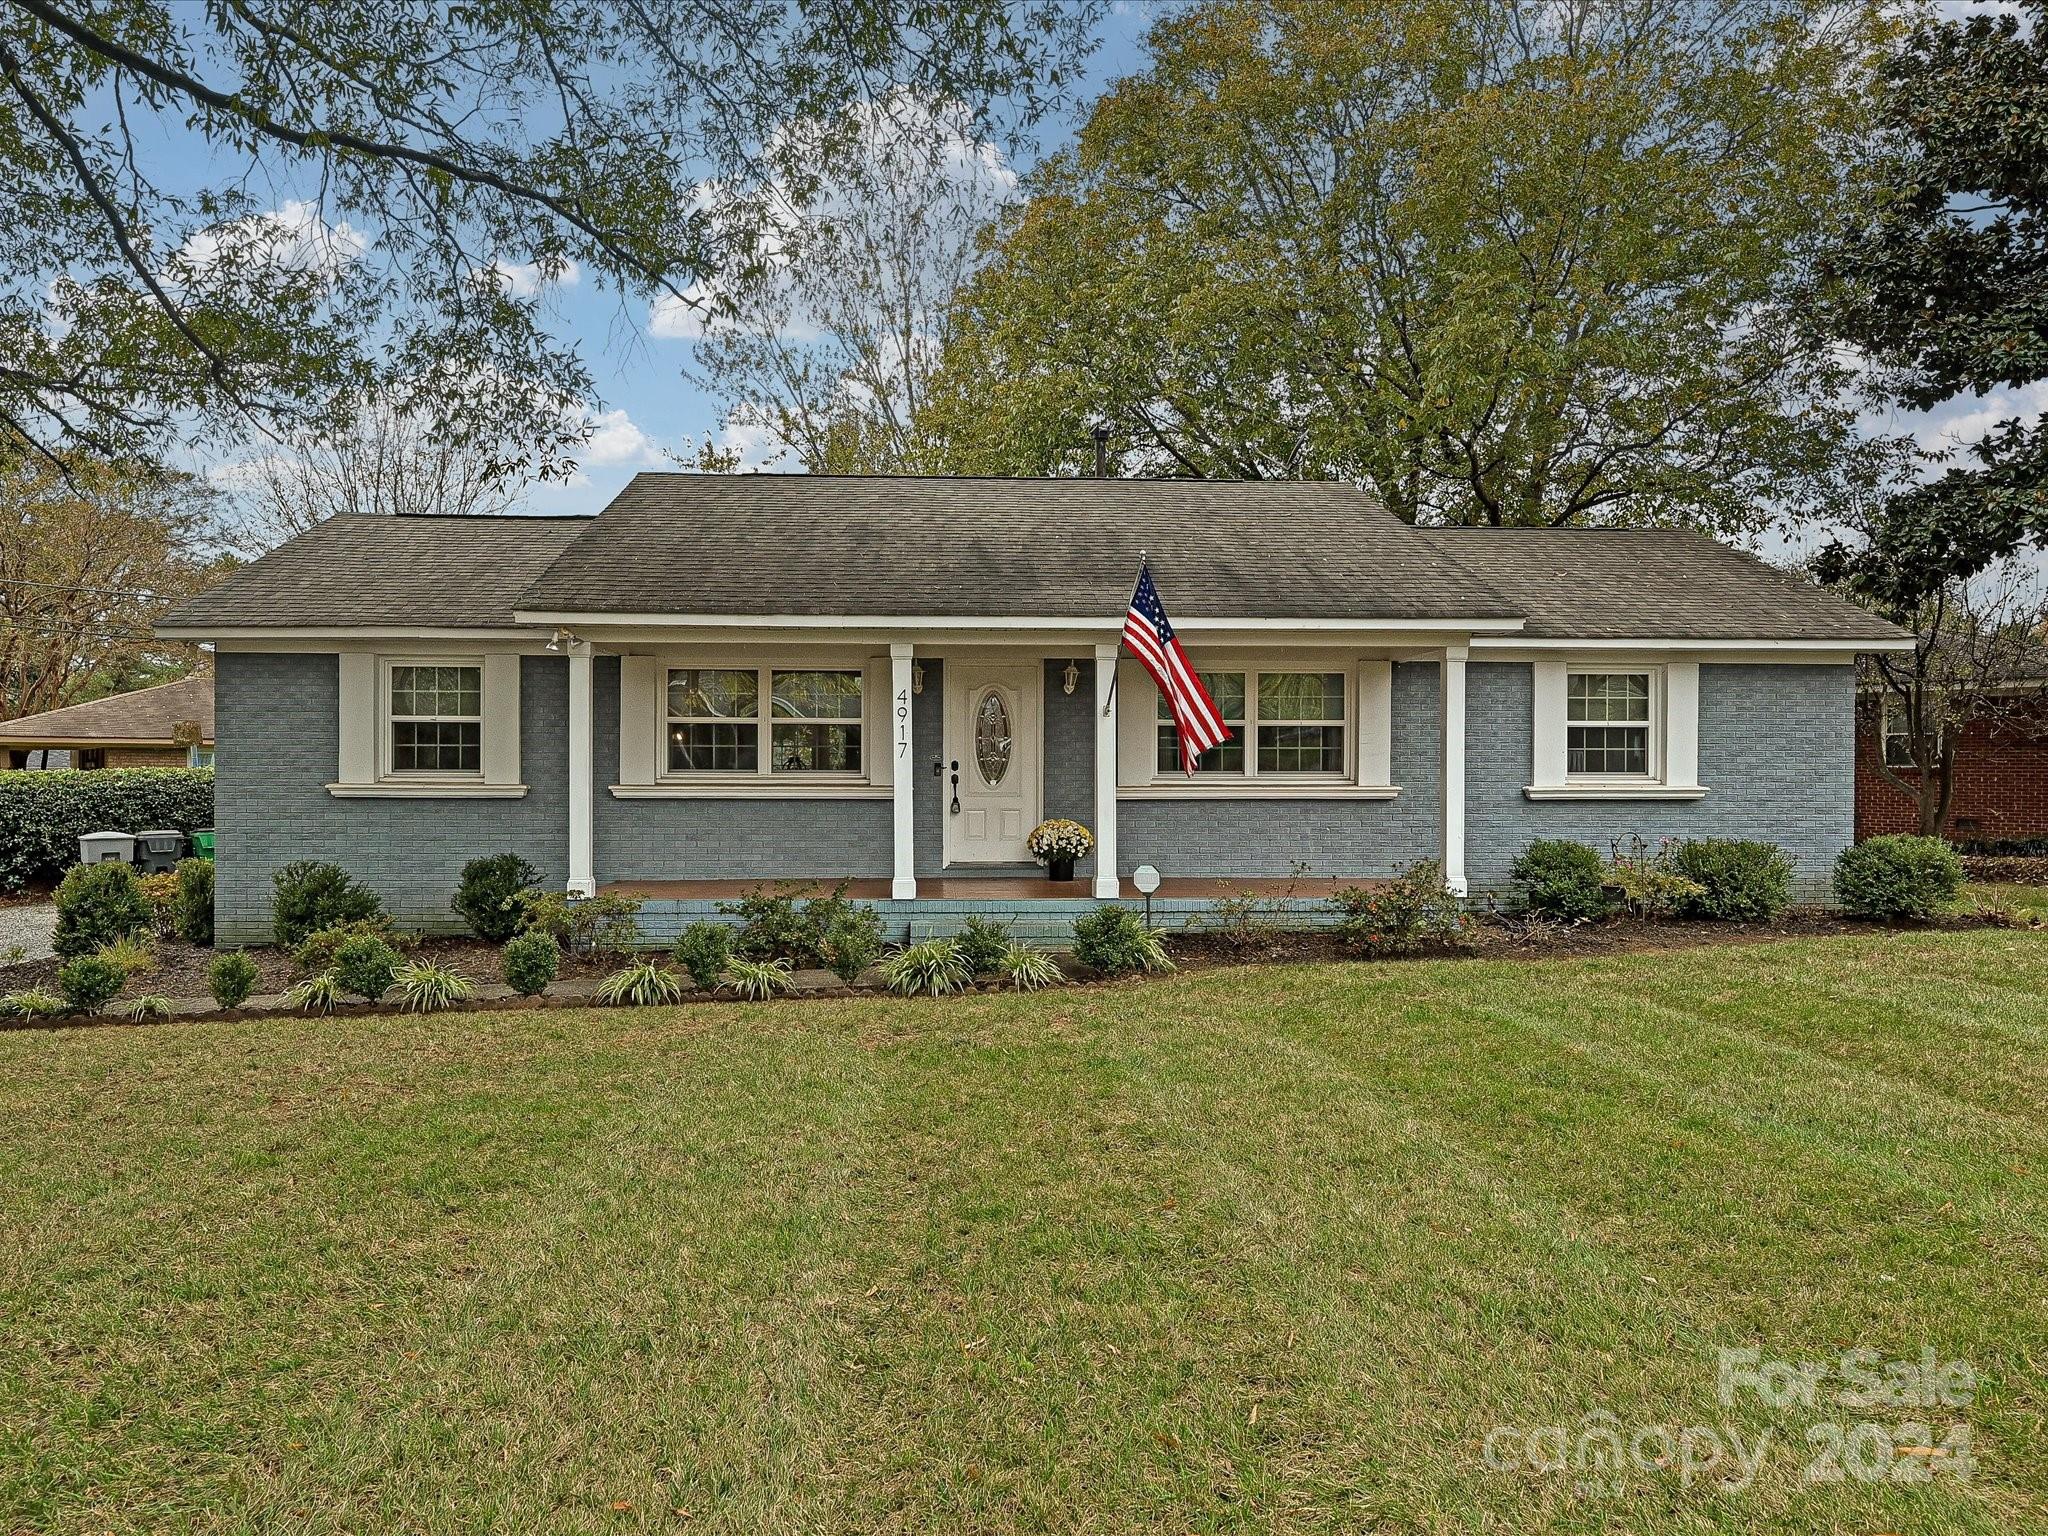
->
(1103, 551), (1147, 717)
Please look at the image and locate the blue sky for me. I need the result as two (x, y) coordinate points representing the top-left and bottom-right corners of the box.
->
(479, 4), (1164, 518)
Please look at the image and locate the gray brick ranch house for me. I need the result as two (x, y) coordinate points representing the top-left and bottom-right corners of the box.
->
(156, 474), (1909, 945)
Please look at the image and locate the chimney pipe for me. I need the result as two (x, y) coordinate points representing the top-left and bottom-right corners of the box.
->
(1093, 424), (1110, 478)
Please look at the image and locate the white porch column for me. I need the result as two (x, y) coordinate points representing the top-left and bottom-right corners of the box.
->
(890, 643), (917, 900)
(566, 639), (596, 897)
(1440, 643), (1468, 897)
(1093, 642), (1120, 898)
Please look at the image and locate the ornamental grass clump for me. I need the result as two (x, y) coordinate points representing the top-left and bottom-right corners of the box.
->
(1, 988), (66, 1021)
(111, 994), (173, 1021)
(998, 943), (1064, 992)
(391, 961), (475, 1013)
(282, 970), (345, 1015)
(595, 959), (687, 1006)
(722, 956), (795, 1000)
(880, 938), (973, 996)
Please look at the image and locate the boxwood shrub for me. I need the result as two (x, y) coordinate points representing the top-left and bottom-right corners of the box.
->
(1833, 835), (1964, 920)
(1507, 839), (1611, 922)
(0, 767), (213, 893)
(452, 853), (541, 942)
(1669, 838), (1794, 922)
(52, 861), (153, 958)
(272, 861), (384, 948)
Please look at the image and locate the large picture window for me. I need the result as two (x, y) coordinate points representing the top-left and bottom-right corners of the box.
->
(388, 662), (482, 775)
(666, 666), (863, 776)
(1567, 671), (1652, 776)
(1157, 668), (1346, 778)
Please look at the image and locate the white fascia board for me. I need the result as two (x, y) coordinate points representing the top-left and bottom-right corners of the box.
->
(1472, 635), (1912, 656)
(164, 626), (543, 645)
(512, 610), (1527, 634)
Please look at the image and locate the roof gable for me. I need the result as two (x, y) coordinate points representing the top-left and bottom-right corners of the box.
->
(0, 672), (214, 745)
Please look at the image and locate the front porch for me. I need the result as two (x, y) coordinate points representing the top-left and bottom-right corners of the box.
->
(602, 875), (1367, 942)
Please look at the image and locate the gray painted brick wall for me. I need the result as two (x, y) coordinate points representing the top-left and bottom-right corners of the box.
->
(216, 651), (1856, 942)
(214, 650), (570, 943)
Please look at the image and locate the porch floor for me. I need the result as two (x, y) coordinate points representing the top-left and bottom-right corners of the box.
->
(600, 876), (1368, 901)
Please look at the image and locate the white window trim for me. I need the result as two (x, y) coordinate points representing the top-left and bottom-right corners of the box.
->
(329, 651), (527, 799)
(1117, 658), (1399, 798)
(1525, 658), (1706, 801)
(1880, 695), (1919, 771)
(380, 655), (487, 783)
(1564, 666), (1661, 785)
(659, 663), (870, 786)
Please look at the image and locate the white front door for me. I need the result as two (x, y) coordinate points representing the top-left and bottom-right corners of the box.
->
(944, 660), (1041, 864)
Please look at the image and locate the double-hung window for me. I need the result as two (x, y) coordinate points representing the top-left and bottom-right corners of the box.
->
(1881, 696), (1916, 769)
(387, 662), (483, 776)
(1157, 669), (1347, 778)
(1566, 671), (1652, 778)
(666, 666), (863, 777)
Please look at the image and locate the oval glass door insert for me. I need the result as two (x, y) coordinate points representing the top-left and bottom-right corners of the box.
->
(974, 690), (1012, 786)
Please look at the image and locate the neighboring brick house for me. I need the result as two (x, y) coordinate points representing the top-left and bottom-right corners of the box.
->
(1854, 652), (2048, 843)
(0, 672), (215, 771)
(153, 476), (1911, 943)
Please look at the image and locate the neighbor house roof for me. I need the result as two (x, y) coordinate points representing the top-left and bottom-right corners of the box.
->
(158, 512), (592, 632)
(156, 475), (1908, 646)
(1422, 528), (1908, 644)
(0, 672), (214, 747)
(513, 474), (1520, 621)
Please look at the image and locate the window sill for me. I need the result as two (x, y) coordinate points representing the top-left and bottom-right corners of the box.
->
(1118, 783), (1400, 801)
(327, 781), (529, 799)
(1523, 783), (1708, 802)
(610, 782), (892, 800)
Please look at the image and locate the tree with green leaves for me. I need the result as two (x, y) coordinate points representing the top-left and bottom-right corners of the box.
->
(919, 0), (1897, 534)
(1813, 0), (2048, 607)
(0, 0), (1096, 478)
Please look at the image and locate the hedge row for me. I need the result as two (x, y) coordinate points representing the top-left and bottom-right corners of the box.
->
(0, 768), (214, 892)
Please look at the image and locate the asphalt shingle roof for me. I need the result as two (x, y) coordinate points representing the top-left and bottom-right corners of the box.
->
(0, 672), (214, 744)
(517, 474), (1518, 620)
(154, 477), (1907, 645)
(158, 513), (591, 631)
(1421, 527), (1907, 643)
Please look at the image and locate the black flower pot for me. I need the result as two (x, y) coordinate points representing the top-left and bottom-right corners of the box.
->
(1047, 857), (1076, 883)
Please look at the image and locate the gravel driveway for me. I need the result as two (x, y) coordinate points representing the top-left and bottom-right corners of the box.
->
(0, 903), (58, 964)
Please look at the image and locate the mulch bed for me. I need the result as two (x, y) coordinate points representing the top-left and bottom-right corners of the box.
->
(2, 904), (2024, 1033)
(1961, 853), (2048, 885)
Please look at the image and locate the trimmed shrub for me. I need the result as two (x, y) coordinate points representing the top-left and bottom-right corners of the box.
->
(0, 766), (212, 893)
(293, 917), (400, 975)
(1326, 860), (1468, 955)
(1070, 906), (1173, 976)
(453, 853), (541, 942)
(672, 922), (734, 989)
(272, 861), (383, 949)
(173, 857), (214, 946)
(501, 931), (560, 996)
(56, 953), (125, 1014)
(720, 888), (821, 966)
(1670, 838), (1794, 922)
(1508, 839), (1611, 922)
(1834, 835), (1964, 920)
(819, 907), (884, 984)
(956, 915), (1011, 976)
(52, 861), (153, 958)
(332, 933), (400, 1002)
(139, 871), (181, 935)
(513, 889), (642, 954)
(208, 951), (260, 1009)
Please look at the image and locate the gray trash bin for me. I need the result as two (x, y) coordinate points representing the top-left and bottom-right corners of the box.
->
(135, 829), (186, 874)
(78, 830), (137, 865)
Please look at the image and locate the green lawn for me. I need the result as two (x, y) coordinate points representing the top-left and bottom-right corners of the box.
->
(2, 931), (2043, 1534)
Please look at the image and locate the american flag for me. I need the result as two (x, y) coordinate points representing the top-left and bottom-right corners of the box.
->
(1122, 561), (1232, 776)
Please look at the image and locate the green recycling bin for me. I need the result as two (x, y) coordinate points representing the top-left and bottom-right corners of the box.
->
(190, 829), (216, 860)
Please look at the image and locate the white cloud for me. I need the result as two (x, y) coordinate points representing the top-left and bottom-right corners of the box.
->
(176, 199), (365, 281)
(1906, 381), (2048, 456)
(648, 282), (720, 339)
(579, 406), (663, 468)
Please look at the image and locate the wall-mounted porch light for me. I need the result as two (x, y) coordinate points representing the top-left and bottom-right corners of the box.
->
(911, 662), (924, 695)
(1062, 659), (1080, 695)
